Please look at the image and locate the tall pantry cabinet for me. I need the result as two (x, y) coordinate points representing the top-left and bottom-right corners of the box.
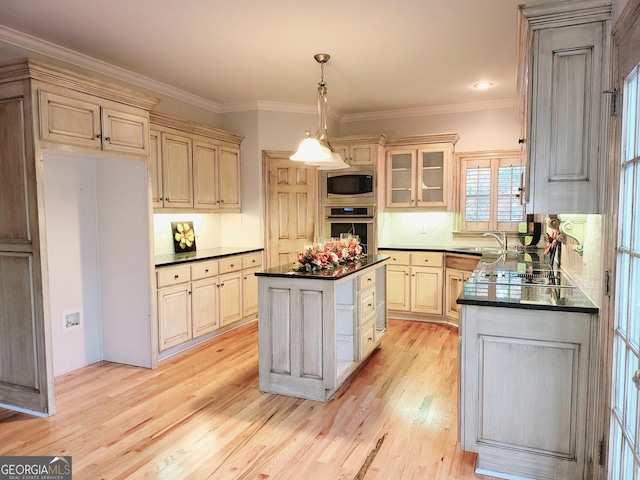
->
(0, 60), (158, 415)
(518, 0), (611, 214)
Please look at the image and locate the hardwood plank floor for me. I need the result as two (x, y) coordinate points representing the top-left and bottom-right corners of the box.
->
(0, 319), (491, 480)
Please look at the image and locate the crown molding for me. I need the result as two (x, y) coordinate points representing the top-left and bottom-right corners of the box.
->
(0, 24), (514, 122)
(0, 24), (223, 112)
(341, 98), (516, 123)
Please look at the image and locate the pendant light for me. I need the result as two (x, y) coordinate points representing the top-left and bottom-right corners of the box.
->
(290, 53), (349, 170)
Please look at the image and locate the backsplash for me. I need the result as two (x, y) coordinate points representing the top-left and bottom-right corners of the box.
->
(153, 213), (221, 255)
(556, 214), (603, 308)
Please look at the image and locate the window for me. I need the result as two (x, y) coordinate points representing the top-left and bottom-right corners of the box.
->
(456, 151), (524, 234)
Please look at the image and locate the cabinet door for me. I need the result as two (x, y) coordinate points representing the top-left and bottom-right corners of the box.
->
(417, 147), (448, 208)
(348, 144), (375, 165)
(218, 145), (241, 210)
(39, 90), (101, 149)
(149, 130), (163, 208)
(101, 108), (149, 156)
(528, 22), (605, 214)
(387, 265), (411, 311)
(242, 267), (260, 318)
(332, 145), (349, 164)
(411, 266), (443, 315)
(219, 271), (243, 326)
(161, 132), (193, 208)
(193, 140), (218, 210)
(387, 150), (416, 207)
(192, 277), (219, 337)
(157, 284), (192, 351)
(445, 269), (464, 321)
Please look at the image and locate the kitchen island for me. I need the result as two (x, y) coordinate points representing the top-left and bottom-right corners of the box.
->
(256, 255), (388, 402)
(457, 252), (598, 480)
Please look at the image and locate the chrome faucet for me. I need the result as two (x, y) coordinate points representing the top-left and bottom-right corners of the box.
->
(482, 231), (507, 252)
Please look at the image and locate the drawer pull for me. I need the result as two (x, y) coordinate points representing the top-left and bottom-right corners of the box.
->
(174, 274), (179, 279)
(368, 303), (372, 308)
(424, 259), (429, 262)
(367, 278), (372, 282)
(205, 269), (209, 273)
(230, 264), (234, 267)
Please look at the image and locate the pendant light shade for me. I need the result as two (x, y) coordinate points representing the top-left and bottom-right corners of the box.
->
(290, 53), (348, 170)
(290, 137), (331, 161)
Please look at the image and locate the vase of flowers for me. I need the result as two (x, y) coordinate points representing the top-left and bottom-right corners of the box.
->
(544, 229), (559, 266)
(291, 235), (364, 272)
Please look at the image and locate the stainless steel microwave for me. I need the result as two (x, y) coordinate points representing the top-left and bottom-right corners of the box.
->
(323, 166), (375, 204)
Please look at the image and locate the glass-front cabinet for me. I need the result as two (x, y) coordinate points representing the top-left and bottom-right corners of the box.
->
(385, 133), (458, 210)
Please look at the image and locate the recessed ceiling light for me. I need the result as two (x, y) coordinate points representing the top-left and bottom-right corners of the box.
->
(473, 82), (494, 90)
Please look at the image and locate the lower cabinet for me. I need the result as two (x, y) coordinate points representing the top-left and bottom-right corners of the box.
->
(156, 251), (262, 354)
(444, 254), (478, 323)
(381, 250), (443, 318)
(459, 305), (596, 479)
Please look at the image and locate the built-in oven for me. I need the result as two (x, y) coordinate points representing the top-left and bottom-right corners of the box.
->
(322, 166), (375, 206)
(324, 206), (375, 255)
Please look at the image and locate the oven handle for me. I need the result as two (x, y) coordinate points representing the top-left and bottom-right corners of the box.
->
(325, 216), (374, 220)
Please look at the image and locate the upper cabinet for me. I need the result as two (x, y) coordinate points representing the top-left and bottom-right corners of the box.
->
(518, 0), (611, 214)
(149, 112), (244, 213)
(385, 133), (459, 210)
(330, 134), (388, 166)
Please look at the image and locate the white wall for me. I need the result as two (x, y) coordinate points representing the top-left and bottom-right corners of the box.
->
(43, 153), (154, 374)
(43, 155), (102, 376)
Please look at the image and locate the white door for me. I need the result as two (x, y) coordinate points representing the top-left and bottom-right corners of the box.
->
(609, 7), (640, 476)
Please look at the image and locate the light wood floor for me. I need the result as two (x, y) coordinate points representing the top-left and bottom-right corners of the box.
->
(0, 319), (491, 480)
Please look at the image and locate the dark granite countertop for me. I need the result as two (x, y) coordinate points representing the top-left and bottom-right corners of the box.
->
(255, 254), (389, 280)
(456, 251), (599, 314)
(155, 247), (264, 267)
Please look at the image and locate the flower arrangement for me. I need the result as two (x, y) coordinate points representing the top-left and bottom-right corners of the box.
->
(291, 236), (364, 272)
(544, 229), (559, 265)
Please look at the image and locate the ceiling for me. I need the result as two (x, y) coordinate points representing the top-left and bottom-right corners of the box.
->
(0, 0), (556, 118)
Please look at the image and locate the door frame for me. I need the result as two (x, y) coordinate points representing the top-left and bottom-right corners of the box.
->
(601, 1), (640, 476)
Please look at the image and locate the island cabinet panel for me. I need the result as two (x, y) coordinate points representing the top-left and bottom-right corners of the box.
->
(257, 257), (388, 402)
(460, 304), (596, 480)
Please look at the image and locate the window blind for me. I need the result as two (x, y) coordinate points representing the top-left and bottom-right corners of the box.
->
(465, 167), (491, 222)
(497, 166), (525, 223)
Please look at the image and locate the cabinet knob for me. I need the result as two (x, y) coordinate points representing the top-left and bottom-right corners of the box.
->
(424, 259), (429, 263)
(174, 274), (179, 279)
(205, 269), (209, 273)
(188, 291), (191, 295)
(367, 303), (372, 308)
(96, 134), (102, 139)
(518, 138), (525, 144)
(367, 278), (372, 282)
(220, 283), (225, 287)
(230, 264), (234, 267)
(220, 199), (225, 203)
(105, 137), (111, 142)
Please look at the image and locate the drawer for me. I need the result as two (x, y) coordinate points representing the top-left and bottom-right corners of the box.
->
(412, 252), (443, 268)
(156, 265), (191, 288)
(191, 260), (218, 280)
(358, 270), (376, 291)
(219, 255), (242, 274)
(242, 252), (263, 269)
(382, 251), (411, 265)
(358, 288), (376, 324)
(358, 320), (377, 360)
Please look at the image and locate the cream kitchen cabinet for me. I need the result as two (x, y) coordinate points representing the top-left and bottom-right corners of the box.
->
(518, 1), (611, 214)
(150, 112), (244, 213)
(444, 254), (479, 324)
(330, 134), (388, 166)
(385, 133), (459, 210)
(242, 252), (263, 319)
(156, 251), (262, 354)
(381, 250), (444, 318)
(39, 89), (150, 157)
